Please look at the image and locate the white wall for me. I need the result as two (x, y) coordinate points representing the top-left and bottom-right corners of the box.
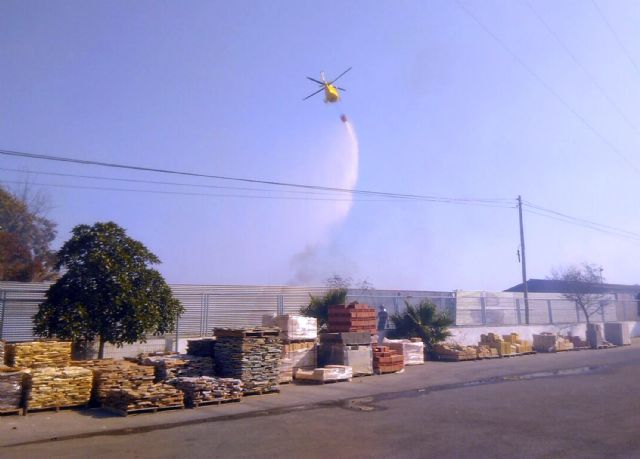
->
(448, 321), (639, 346)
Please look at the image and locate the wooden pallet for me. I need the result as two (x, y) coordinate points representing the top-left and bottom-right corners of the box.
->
(103, 404), (185, 417)
(243, 387), (280, 396)
(24, 403), (88, 415)
(189, 397), (241, 408)
(295, 377), (352, 385)
(0, 408), (22, 417)
(436, 355), (478, 362)
(214, 327), (280, 338)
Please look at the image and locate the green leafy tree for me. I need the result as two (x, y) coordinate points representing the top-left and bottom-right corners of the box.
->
(0, 185), (57, 281)
(34, 222), (183, 358)
(387, 300), (453, 355)
(300, 288), (347, 328)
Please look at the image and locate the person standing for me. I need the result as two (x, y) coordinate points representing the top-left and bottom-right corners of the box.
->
(377, 305), (389, 343)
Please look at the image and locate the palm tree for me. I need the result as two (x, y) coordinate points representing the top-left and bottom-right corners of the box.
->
(387, 300), (453, 355)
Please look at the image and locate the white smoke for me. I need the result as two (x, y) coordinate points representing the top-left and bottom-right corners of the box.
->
(289, 117), (360, 284)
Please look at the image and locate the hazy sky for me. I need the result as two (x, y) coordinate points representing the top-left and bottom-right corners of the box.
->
(1, 0), (640, 291)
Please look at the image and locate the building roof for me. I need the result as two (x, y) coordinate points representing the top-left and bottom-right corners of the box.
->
(504, 278), (640, 295)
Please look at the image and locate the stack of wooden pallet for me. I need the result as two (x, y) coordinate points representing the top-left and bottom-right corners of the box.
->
(6, 341), (72, 368)
(0, 367), (25, 412)
(24, 366), (93, 411)
(213, 327), (282, 394)
(372, 345), (404, 374)
(103, 383), (184, 415)
(168, 376), (243, 407)
(138, 354), (216, 381)
(186, 338), (216, 358)
(327, 304), (376, 334)
(433, 343), (478, 361)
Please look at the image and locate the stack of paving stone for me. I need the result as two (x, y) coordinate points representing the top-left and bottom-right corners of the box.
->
(532, 333), (574, 352)
(24, 366), (93, 411)
(6, 341), (72, 368)
(501, 333), (533, 354)
(213, 327), (282, 394)
(327, 303), (376, 334)
(566, 335), (589, 349)
(372, 345), (404, 374)
(475, 345), (499, 359)
(75, 359), (156, 404)
(186, 338), (216, 358)
(138, 354), (216, 381)
(167, 376), (243, 407)
(280, 340), (317, 383)
(0, 340), (5, 365)
(479, 333), (515, 356)
(0, 367), (25, 412)
(103, 383), (184, 414)
(433, 343), (478, 361)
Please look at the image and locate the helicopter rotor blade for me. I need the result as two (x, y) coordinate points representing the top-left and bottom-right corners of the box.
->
(329, 67), (352, 84)
(302, 87), (325, 101)
(336, 87), (346, 91)
(306, 76), (324, 85)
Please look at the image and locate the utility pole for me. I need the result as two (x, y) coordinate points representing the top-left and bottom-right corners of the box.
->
(517, 195), (530, 324)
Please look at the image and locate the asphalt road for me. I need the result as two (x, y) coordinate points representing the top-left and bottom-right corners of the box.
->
(3, 344), (640, 459)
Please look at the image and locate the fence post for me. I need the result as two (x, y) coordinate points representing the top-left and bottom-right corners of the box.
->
(547, 300), (553, 324)
(480, 294), (487, 325)
(175, 313), (180, 353)
(277, 295), (284, 315)
(0, 290), (6, 340)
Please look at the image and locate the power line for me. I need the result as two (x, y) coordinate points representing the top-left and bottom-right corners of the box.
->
(591, 0), (640, 80)
(525, 1), (640, 137)
(0, 148), (513, 205)
(455, 0), (640, 175)
(0, 179), (516, 208)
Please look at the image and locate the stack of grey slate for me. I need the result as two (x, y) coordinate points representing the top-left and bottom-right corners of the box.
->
(213, 327), (282, 394)
(138, 354), (215, 381)
(168, 376), (243, 407)
(186, 338), (216, 358)
(0, 369), (24, 411)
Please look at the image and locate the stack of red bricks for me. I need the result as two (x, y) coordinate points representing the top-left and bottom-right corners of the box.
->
(372, 345), (404, 374)
(327, 303), (376, 334)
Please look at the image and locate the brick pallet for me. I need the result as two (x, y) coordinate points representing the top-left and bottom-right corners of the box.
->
(327, 304), (376, 334)
(24, 366), (93, 412)
(372, 346), (404, 374)
(6, 341), (72, 368)
(213, 327), (282, 394)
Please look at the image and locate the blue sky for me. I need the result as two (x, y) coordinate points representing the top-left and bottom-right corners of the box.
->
(1, 0), (639, 291)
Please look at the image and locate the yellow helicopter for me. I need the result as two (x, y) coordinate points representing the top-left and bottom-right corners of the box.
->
(303, 67), (352, 103)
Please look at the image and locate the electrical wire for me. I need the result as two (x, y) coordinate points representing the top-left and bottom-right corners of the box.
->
(591, 0), (640, 80)
(525, 1), (640, 138)
(0, 149), (514, 205)
(0, 179), (517, 208)
(455, 0), (640, 175)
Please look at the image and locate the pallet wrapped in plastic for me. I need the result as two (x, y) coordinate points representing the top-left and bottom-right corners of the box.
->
(0, 367), (25, 411)
(280, 342), (317, 383)
(262, 314), (318, 341)
(294, 365), (352, 382)
(382, 338), (425, 365)
(318, 342), (373, 376)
